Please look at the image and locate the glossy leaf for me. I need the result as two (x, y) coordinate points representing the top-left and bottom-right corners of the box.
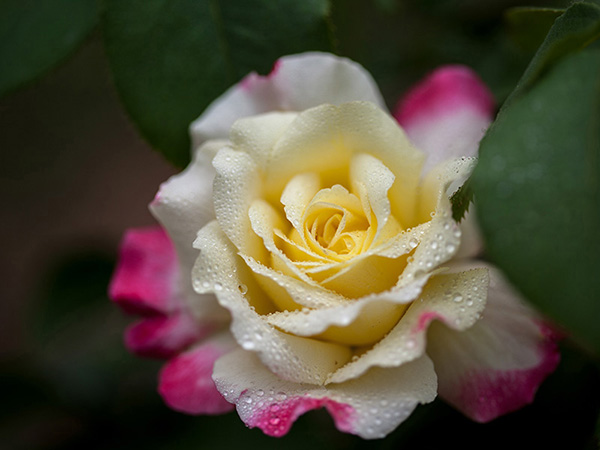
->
(504, 1), (600, 109)
(0, 0), (99, 97)
(472, 49), (600, 353)
(103, 0), (333, 167)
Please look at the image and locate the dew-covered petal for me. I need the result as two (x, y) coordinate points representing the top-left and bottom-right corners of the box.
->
(150, 140), (225, 272)
(109, 227), (179, 315)
(212, 147), (265, 260)
(193, 221), (352, 385)
(213, 348), (437, 439)
(394, 65), (495, 174)
(417, 156), (477, 227)
(280, 172), (322, 237)
(190, 52), (385, 149)
(349, 153), (395, 244)
(263, 102), (425, 227)
(229, 112), (298, 170)
(427, 262), (560, 423)
(124, 312), (217, 359)
(158, 332), (236, 415)
(328, 268), (489, 384)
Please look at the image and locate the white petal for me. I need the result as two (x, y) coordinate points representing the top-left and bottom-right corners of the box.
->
(191, 52), (385, 149)
(213, 348), (437, 439)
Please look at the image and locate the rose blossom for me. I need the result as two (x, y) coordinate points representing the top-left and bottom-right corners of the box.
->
(109, 53), (560, 439)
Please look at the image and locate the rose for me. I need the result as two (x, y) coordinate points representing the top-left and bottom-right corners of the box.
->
(110, 53), (560, 439)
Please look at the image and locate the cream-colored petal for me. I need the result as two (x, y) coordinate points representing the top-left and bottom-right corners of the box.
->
(265, 274), (431, 346)
(280, 172), (322, 236)
(229, 112), (298, 171)
(212, 147), (266, 261)
(263, 102), (425, 223)
(193, 221), (352, 385)
(248, 199), (314, 285)
(327, 268), (489, 384)
(213, 349), (437, 439)
(240, 253), (347, 310)
(349, 153), (395, 242)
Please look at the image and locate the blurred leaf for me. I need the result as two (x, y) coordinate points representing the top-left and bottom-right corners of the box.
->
(504, 1), (600, 109)
(0, 0), (99, 98)
(103, 0), (334, 168)
(472, 49), (600, 354)
(505, 7), (564, 52)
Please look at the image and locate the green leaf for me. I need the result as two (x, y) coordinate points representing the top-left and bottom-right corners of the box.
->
(450, 177), (473, 223)
(0, 0), (100, 98)
(503, 1), (600, 109)
(103, 0), (333, 168)
(472, 49), (600, 354)
(505, 7), (564, 53)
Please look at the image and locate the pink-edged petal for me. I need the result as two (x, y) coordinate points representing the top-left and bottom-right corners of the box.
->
(158, 333), (236, 415)
(327, 268), (489, 384)
(394, 65), (495, 173)
(190, 52), (385, 148)
(213, 348), (437, 439)
(427, 262), (561, 423)
(109, 226), (178, 316)
(124, 312), (218, 359)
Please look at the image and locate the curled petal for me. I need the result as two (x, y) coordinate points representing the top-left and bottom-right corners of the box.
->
(158, 333), (236, 415)
(395, 65), (495, 173)
(213, 348), (437, 439)
(427, 262), (560, 422)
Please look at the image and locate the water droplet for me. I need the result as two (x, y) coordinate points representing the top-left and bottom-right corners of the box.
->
(214, 282), (223, 291)
(256, 389), (264, 397)
(408, 238), (419, 249)
(453, 294), (463, 303)
(238, 284), (248, 294)
(244, 397), (253, 404)
(446, 244), (456, 253)
(430, 241), (438, 250)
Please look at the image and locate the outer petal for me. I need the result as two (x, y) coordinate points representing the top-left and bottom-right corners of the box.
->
(158, 332), (236, 415)
(190, 52), (386, 148)
(327, 268), (489, 384)
(394, 66), (495, 173)
(427, 262), (560, 423)
(109, 226), (178, 315)
(213, 348), (437, 439)
(124, 313), (217, 359)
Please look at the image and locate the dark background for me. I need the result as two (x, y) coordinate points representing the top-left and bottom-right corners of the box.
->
(2, 1), (599, 449)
